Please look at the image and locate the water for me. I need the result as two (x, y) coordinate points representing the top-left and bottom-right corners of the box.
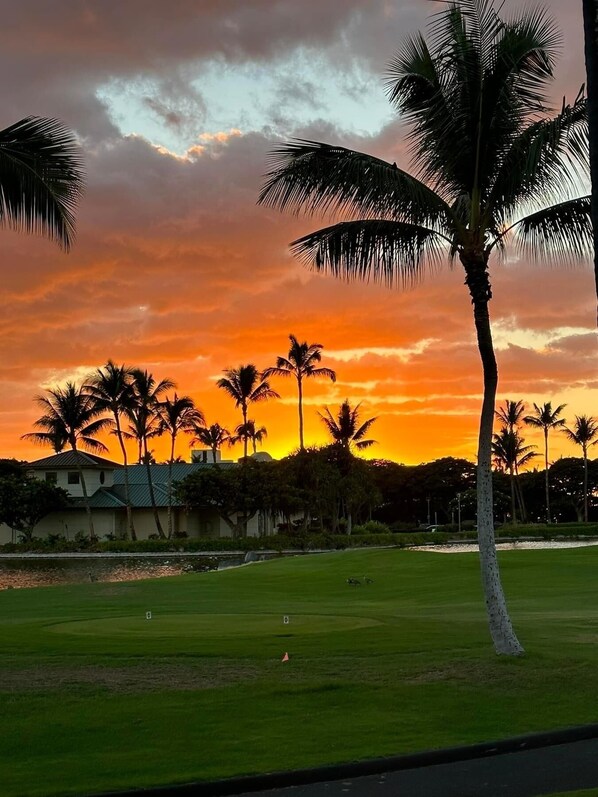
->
(0, 553), (253, 589)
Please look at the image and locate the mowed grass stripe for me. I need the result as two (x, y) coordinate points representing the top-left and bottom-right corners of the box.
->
(1, 547), (598, 796)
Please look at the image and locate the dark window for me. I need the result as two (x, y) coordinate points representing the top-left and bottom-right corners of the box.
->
(45, 472), (57, 484)
(67, 472), (80, 485)
(100, 471), (105, 485)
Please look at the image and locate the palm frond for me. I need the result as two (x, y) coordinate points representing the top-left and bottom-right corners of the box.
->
(305, 367), (336, 382)
(258, 140), (452, 227)
(291, 219), (449, 288)
(506, 196), (592, 262)
(0, 116), (85, 250)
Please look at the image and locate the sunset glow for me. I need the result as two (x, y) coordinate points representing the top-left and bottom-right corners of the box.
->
(2, 0), (595, 467)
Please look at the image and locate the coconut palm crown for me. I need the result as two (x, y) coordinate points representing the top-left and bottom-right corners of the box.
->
(524, 401), (567, 522)
(258, 0), (591, 656)
(0, 117), (85, 249)
(562, 415), (598, 522)
(263, 334), (336, 450)
(318, 400), (378, 451)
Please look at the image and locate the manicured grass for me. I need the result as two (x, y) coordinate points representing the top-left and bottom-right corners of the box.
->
(3, 547), (598, 796)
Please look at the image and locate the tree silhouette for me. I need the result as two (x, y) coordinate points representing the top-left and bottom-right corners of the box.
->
(22, 382), (111, 540)
(125, 370), (175, 538)
(562, 415), (598, 521)
(263, 334), (336, 449)
(523, 402), (567, 523)
(217, 364), (279, 459)
(259, 0), (591, 655)
(190, 422), (230, 463)
(86, 361), (138, 539)
(492, 427), (537, 523)
(318, 400), (377, 451)
(0, 116), (84, 249)
(158, 394), (204, 537)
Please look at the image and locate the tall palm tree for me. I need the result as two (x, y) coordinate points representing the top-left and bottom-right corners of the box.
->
(258, 0), (591, 656)
(318, 400), (377, 451)
(22, 382), (111, 540)
(495, 400), (527, 519)
(126, 369), (175, 538)
(562, 415), (598, 522)
(158, 394), (204, 538)
(496, 400), (526, 433)
(86, 361), (138, 540)
(231, 420), (268, 455)
(0, 116), (84, 249)
(263, 334), (336, 449)
(492, 427), (537, 523)
(583, 0), (598, 311)
(189, 422), (230, 463)
(216, 365), (279, 459)
(523, 402), (567, 523)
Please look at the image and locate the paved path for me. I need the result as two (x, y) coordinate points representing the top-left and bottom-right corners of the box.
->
(233, 738), (598, 797)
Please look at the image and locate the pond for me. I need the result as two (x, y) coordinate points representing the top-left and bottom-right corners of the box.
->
(0, 552), (276, 590)
(411, 540), (598, 553)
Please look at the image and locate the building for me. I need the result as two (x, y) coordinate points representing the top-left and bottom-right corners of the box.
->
(0, 451), (275, 543)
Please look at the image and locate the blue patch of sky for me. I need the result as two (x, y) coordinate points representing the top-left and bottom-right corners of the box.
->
(96, 51), (394, 154)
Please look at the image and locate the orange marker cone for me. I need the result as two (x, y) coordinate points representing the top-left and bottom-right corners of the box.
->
(282, 652), (289, 662)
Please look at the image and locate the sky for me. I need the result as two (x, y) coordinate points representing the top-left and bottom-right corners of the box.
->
(1, 0), (596, 466)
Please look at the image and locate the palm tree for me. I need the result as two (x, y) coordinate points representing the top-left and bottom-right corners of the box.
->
(524, 402), (567, 523)
(318, 400), (377, 451)
(562, 415), (598, 522)
(158, 394), (204, 538)
(231, 420), (268, 455)
(258, 0), (591, 656)
(190, 422), (230, 463)
(495, 400), (527, 519)
(126, 369), (175, 538)
(496, 400), (526, 433)
(492, 427), (537, 523)
(263, 334), (336, 449)
(583, 0), (598, 310)
(216, 365), (279, 459)
(0, 117), (84, 249)
(86, 361), (138, 540)
(22, 382), (111, 540)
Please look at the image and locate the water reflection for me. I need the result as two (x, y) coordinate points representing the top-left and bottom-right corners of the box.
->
(0, 555), (249, 590)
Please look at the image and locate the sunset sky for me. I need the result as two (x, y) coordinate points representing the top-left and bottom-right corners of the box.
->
(2, 0), (596, 467)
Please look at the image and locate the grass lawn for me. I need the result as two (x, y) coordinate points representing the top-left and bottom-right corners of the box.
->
(3, 547), (598, 796)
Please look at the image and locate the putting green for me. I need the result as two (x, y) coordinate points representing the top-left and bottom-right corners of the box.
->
(48, 613), (381, 639)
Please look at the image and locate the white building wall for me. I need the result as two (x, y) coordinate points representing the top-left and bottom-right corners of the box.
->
(31, 467), (114, 498)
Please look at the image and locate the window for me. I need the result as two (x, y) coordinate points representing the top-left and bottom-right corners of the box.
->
(45, 472), (57, 484)
(67, 472), (80, 485)
(99, 471), (105, 485)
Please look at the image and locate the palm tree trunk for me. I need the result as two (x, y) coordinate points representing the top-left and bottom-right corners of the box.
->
(509, 467), (517, 523)
(298, 376), (304, 450)
(242, 403), (248, 460)
(144, 439), (165, 538)
(114, 413), (136, 540)
(211, 445), (217, 464)
(167, 435), (175, 538)
(72, 444), (95, 541)
(583, 443), (589, 522)
(583, 0), (598, 315)
(463, 255), (524, 656)
(544, 427), (551, 524)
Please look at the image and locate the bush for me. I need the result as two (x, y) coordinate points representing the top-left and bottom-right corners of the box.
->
(352, 520), (390, 535)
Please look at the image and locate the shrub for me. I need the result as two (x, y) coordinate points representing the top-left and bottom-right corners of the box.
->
(352, 520), (390, 535)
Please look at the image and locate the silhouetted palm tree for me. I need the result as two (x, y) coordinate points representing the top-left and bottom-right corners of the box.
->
(22, 382), (111, 540)
(86, 361), (138, 539)
(263, 334), (336, 449)
(190, 422), (230, 463)
(495, 399), (527, 519)
(259, 0), (591, 655)
(492, 427), (537, 523)
(126, 370), (175, 538)
(0, 116), (84, 249)
(524, 402), (567, 523)
(217, 365), (279, 459)
(583, 0), (598, 311)
(318, 400), (377, 451)
(158, 394), (204, 537)
(562, 415), (598, 521)
(231, 420), (268, 455)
